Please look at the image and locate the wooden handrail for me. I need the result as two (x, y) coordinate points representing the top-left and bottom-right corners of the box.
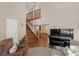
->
(29, 21), (38, 31)
(26, 22), (39, 40)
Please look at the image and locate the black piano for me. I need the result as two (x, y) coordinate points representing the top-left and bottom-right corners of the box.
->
(49, 29), (73, 47)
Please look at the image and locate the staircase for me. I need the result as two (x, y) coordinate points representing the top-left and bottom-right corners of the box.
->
(26, 21), (49, 48)
(26, 21), (38, 37)
(26, 22), (39, 48)
(20, 6), (48, 48)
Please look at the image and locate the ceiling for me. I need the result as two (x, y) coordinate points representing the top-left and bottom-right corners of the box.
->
(25, 2), (37, 10)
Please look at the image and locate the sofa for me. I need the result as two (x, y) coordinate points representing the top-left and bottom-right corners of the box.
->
(0, 38), (27, 56)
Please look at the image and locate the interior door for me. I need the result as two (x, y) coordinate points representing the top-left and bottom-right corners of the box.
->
(6, 18), (19, 44)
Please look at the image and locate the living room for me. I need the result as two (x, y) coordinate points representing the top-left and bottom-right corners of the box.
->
(0, 2), (79, 56)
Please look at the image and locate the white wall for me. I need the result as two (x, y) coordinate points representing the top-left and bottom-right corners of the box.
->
(30, 2), (79, 40)
(0, 3), (8, 41)
(0, 3), (26, 41)
(41, 3), (79, 31)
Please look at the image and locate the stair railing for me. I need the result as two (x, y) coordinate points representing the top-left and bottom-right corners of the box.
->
(26, 21), (39, 39)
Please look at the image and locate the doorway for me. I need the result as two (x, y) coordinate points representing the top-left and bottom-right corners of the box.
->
(6, 18), (19, 44)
